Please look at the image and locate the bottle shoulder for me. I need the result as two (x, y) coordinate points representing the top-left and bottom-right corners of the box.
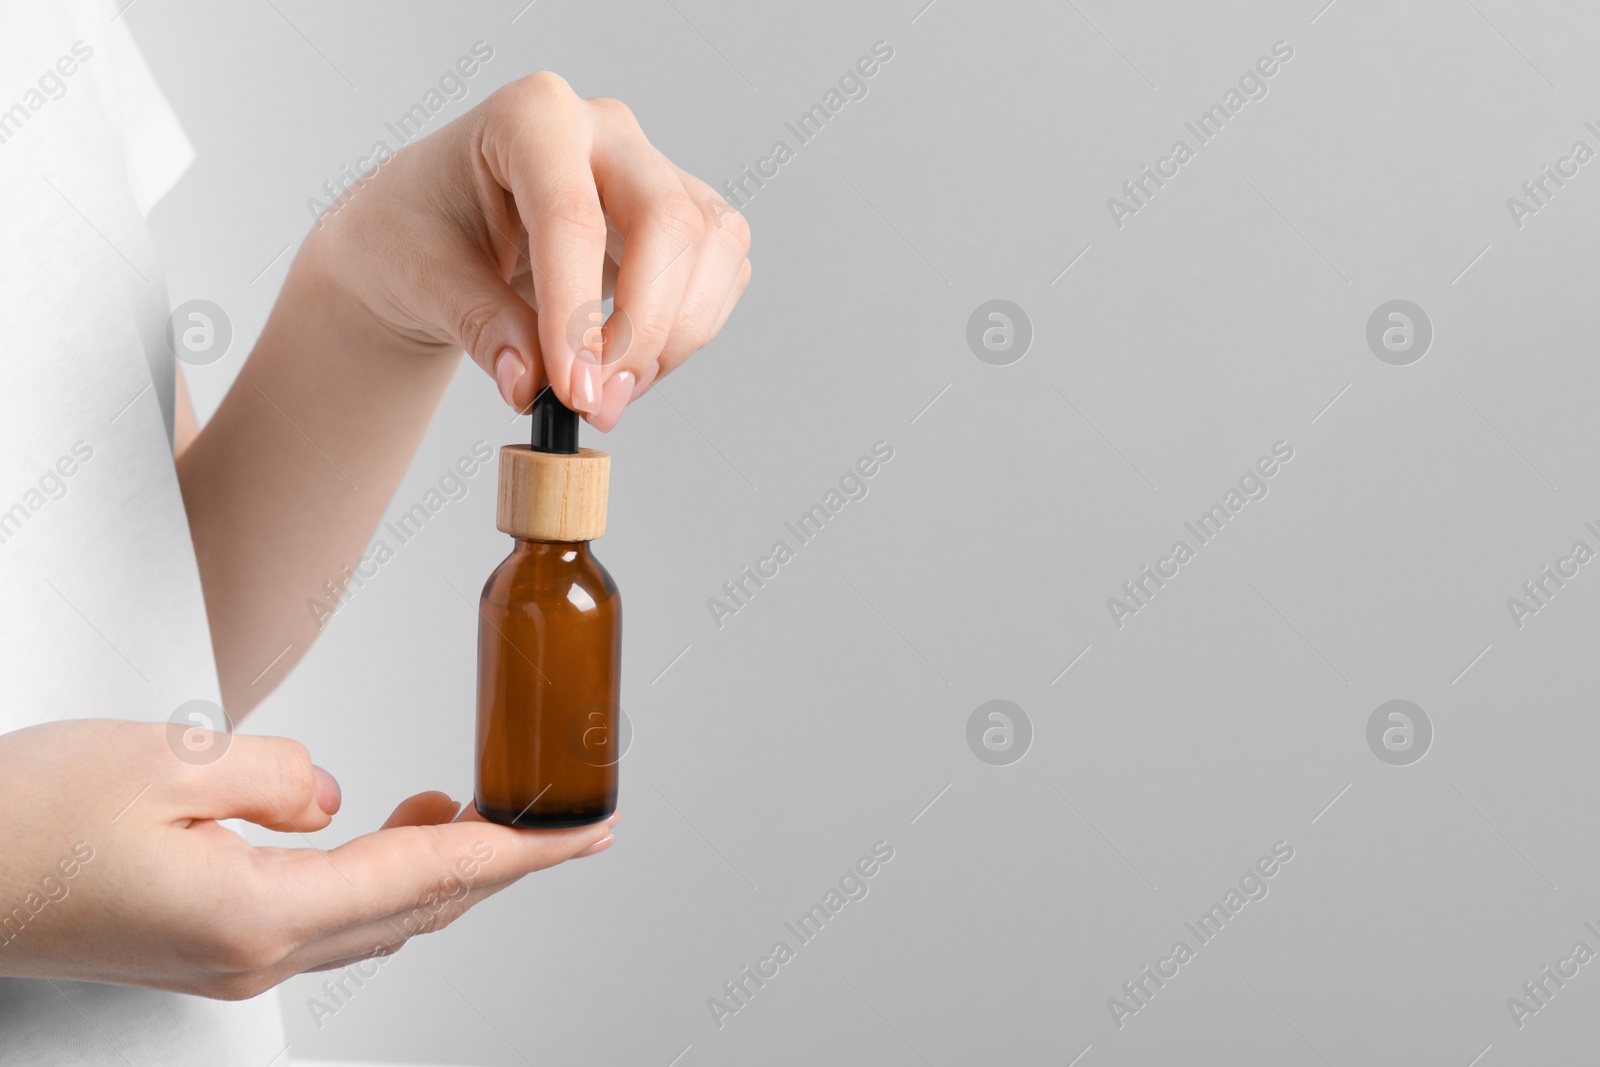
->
(481, 540), (619, 614)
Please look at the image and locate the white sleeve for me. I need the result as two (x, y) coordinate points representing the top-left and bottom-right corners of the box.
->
(68, 0), (196, 215)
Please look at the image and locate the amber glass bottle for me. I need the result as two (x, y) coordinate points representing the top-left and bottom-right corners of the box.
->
(475, 390), (621, 828)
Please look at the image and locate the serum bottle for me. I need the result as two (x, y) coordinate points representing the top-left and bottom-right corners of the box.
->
(475, 387), (621, 828)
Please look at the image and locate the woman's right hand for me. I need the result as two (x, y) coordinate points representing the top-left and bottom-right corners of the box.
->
(0, 719), (615, 999)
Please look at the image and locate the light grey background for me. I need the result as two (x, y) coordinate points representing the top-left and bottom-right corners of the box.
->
(132, 0), (1600, 1063)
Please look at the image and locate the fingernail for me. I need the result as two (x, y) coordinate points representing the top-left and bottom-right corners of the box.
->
(574, 833), (614, 859)
(495, 348), (524, 408)
(312, 765), (341, 815)
(590, 370), (635, 432)
(630, 360), (660, 400)
(607, 810), (621, 827)
(569, 351), (601, 414)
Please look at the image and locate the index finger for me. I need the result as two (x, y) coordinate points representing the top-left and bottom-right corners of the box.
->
(479, 73), (607, 416)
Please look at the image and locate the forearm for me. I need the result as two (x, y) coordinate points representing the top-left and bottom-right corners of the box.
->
(176, 234), (459, 716)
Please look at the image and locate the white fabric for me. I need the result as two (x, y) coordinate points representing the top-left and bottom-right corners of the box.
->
(0, 1), (285, 1061)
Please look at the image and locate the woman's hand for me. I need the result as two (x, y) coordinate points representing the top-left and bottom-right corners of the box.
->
(312, 71), (753, 432)
(0, 719), (615, 999)
(181, 70), (750, 710)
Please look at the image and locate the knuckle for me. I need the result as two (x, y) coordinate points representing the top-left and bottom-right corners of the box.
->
(542, 187), (606, 237)
(654, 195), (705, 248)
(630, 308), (678, 353)
(588, 96), (637, 128)
(669, 311), (713, 356)
(270, 740), (317, 812)
(523, 70), (573, 97)
(501, 70), (574, 110)
(448, 293), (503, 360)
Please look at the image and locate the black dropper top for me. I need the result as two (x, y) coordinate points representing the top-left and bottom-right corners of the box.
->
(530, 385), (578, 455)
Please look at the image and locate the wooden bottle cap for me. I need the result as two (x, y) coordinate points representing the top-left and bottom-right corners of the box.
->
(496, 445), (609, 542)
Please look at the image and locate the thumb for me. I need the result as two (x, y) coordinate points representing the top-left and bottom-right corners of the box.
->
(165, 734), (339, 833)
(441, 256), (547, 413)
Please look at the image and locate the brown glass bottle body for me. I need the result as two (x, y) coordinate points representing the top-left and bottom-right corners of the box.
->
(475, 537), (621, 828)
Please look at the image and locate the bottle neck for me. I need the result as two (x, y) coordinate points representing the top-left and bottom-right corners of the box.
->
(512, 537), (594, 558)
